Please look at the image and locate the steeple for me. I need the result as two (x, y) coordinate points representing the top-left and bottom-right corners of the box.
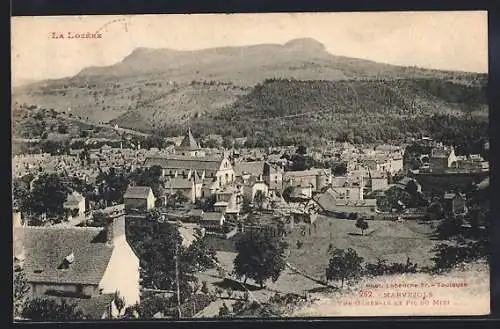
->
(179, 127), (199, 149)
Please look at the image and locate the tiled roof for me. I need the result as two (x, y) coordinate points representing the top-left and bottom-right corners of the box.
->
(202, 212), (224, 222)
(144, 155), (222, 171)
(284, 168), (329, 178)
(124, 186), (153, 199)
(17, 226), (113, 285)
(313, 192), (337, 212)
(234, 161), (265, 177)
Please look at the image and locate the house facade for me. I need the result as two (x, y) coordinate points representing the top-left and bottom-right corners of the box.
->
(123, 186), (156, 211)
(63, 191), (86, 217)
(429, 146), (457, 172)
(283, 168), (331, 193)
(13, 210), (140, 319)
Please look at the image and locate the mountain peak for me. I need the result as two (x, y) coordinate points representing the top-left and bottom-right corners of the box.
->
(284, 38), (326, 52)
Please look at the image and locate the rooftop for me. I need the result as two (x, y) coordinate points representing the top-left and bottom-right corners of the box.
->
(124, 186), (153, 199)
(15, 226), (113, 285)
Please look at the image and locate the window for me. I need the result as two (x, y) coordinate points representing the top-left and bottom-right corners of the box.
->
(76, 284), (83, 294)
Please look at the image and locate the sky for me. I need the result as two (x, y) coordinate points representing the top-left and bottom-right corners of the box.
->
(11, 11), (488, 86)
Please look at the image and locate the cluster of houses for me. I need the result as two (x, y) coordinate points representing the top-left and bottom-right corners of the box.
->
(13, 128), (488, 320)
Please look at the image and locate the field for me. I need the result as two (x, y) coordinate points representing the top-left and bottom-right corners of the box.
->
(197, 216), (445, 307)
(285, 216), (441, 279)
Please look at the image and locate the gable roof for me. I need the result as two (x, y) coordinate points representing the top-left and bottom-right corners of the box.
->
(144, 155), (223, 172)
(202, 212), (224, 222)
(284, 168), (330, 179)
(124, 186), (153, 199)
(17, 226), (113, 285)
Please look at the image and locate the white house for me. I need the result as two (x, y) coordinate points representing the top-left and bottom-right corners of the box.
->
(13, 211), (140, 319)
(63, 191), (86, 216)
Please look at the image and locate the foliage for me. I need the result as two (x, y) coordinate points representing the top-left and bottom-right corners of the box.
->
(22, 298), (87, 321)
(430, 239), (488, 272)
(183, 237), (218, 271)
(200, 281), (209, 294)
(96, 168), (129, 205)
(114, 291), (126, 314)
(355, 217), (369, 235)
(253, 190), (266, 210)
(165, 190), (190, 209)
(376, 186), (411, 213)
(233, 229), (288, 288)
(326, 248), (364, 288)
(126, 218), (201, 302)
(218, 303), (231, 317)
(435, 216), (464, 239)
(159, 78), (489, 150)
(29, 173), (71, 218)
(427, 201), (445, 220)
(231, 293), (307, 318)
(364, 257), (418, 276)
(129, 165), (164, 205)
(13, 271), (30, 319)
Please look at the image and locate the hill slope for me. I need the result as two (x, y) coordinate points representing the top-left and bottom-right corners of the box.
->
(12, 38), (485, 126)
(151, 78), (488, 151)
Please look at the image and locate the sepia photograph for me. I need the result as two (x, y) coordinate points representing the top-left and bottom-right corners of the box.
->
(11, 11), (490, 321)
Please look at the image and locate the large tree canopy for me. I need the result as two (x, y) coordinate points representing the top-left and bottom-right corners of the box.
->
(233, 229), (288, 288)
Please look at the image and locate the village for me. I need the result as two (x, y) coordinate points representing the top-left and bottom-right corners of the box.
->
(12, 125), (490, 319)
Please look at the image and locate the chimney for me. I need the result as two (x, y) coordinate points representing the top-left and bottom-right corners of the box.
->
(104, 212), (126, 246)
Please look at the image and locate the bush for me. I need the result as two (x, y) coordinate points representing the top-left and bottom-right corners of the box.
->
(365, 258), (418, 276)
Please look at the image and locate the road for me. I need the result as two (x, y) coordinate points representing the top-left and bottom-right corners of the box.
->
(59, 113), (152, 138)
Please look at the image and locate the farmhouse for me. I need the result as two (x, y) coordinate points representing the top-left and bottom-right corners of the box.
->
(123, 186), (156, 211)
(13, 211), (140, 319)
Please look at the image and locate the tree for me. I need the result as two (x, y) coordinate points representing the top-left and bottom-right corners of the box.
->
(57, 123), (68, 134)
(233, 229), (288, 288)
(126, 218), (199, 302)
(296, 145), (307, 155)
(13, 271), (30, 319)
(326, 248), (364, 289)
(200, 281), (209, 294)
(114, 291), (126, 315)
(29, 173), (71, 218)
(218, 303), (231, 317)
(253, 190), (266, 210)
(22, 298), (87, 321)
(129, 166), (164, 206)
(355, 217), (369, 236)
